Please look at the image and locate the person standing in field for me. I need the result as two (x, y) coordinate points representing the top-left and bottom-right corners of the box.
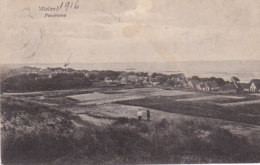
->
(137, 109), (143, 121)
(147, 110), (150, 122)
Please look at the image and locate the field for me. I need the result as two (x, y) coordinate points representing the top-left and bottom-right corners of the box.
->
(67, 88), (194, 105)
(1, 87), (260, 164)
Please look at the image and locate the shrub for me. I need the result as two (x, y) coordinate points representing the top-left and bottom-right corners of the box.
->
(155, 118), (169, 130)
(113, 117), (137, 125)
(2, 131), (76, 163)
(207, 128), (260, 162)
(135, 122), (150, 134)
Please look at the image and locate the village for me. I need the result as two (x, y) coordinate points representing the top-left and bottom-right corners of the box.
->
(1, 66), (260, 94)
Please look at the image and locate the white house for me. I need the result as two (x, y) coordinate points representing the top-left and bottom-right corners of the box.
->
(104, 77), (113, 83)
(120, 77), (128, 84)
(250, 79), (260, 92)
(48, 74), (52, 79)
(128, 75), (138, 82)
(187, 80), (200, 89)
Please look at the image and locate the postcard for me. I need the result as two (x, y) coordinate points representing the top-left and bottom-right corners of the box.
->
(1, 0), (260, 164)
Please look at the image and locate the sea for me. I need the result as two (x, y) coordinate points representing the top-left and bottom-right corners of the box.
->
(1, 61), (260, 83)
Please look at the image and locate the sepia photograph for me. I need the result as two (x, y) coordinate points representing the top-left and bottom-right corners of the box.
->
(0, 0), (260, 164)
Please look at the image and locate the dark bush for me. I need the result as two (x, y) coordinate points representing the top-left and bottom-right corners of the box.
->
(2, 73), (92, 92)
(155, 118), (169, 130)
(135, 122), (150, 134)
(113, 117), (137, 125)
(2, 131), (75, 163)
(207, 128), (260, 162)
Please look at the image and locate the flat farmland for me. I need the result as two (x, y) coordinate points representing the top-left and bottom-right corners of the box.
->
(15, 87), (260, 126)
(63, 88), (260, 125)
(116, 94), (260, 125)
(67, 88), (194, 105)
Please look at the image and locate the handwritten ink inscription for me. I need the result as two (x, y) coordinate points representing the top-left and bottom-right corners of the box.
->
(38, 0), (79, 18)
(59, 0), (79, 11)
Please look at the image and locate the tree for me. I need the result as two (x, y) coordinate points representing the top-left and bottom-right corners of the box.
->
(231, 76), (242, 94)
(89, 74), (96, 80)
(216, 78), (225, 86)
(151, 73), (158, 78)
(231, 76), (240, 83)
(191, 76), (200, 81)
(209, 77), (217, 81)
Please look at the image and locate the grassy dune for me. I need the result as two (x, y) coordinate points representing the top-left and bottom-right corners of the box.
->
(1, 96), (260, 164)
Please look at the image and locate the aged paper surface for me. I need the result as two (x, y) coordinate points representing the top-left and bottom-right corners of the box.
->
(1, 0), (260, 164)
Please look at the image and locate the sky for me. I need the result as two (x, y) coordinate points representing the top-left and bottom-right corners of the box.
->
(0, 0), (260, 64)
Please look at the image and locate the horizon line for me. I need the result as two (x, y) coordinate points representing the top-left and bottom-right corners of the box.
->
(1, 59), (260, 65)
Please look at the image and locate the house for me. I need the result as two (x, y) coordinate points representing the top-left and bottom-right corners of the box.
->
(54, 69), (62, 74)
(142, 77), (152, 86)
(169, 73), (185, 81)
(196, 83), (202, 90)
(36, 96), (45, 100)
(128, 75), (138, 82)
(249, 79), (260, 92)
(201, 83), (207, 91)
(142, 79), (148, 85)
(137, 76), (145, 81)
(174, 83), (182, 88)
(196, 83), (206, 91)
(104, 77), (112, 83)
(188, 80), (200, 89)
(151, 81), (160, 86)
(155, 76), (163, 81)
(200, 78), (209, 82)
(151, 78), (158, 82)
(240, 83), (250, 92)
(178, 79), (188, 88)
(34, 73), (53, 80)
(48, 74), (52, 79)
(120, 77), (128, 84)
(150, 77), (161, 86)
(85, 72), (89, 78)
(204, 81), (220, 91)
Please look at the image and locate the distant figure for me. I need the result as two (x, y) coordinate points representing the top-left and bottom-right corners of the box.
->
(137, 109), (143, 121)
(147, 110), (150, 122)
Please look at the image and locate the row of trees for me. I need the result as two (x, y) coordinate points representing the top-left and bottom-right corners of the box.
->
(89, 70), (121, 81)
(2, 73), (92, 92)
(191, 76), (225, 86)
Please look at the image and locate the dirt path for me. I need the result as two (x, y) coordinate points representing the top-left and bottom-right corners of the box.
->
(217, 99), (260, 106)
(176, 95), (245, 102)
(2, 88), (100, 97)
